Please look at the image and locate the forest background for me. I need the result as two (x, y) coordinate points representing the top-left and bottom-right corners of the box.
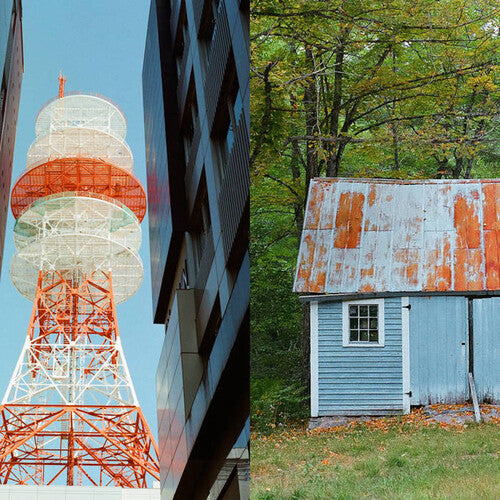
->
(250, 0), (499, 432)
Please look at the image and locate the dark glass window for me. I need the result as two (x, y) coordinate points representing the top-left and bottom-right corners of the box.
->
(348, 304), (379, 343)
(198, 0), (220, 75)
(174, 1), (188, 75)
(191, 178), (212, 276)
(182, 74), (199, 163)
(211, 51), (239, 189)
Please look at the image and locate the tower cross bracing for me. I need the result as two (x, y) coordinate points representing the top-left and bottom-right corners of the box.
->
(0, 81), (160, 487)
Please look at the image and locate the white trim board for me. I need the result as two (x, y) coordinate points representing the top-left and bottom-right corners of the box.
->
(401, 296), (411, 414)
(341, 298), (385, 347)
(310, 301), (319, 417)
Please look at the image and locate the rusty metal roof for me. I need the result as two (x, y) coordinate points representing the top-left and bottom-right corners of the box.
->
(294, 178), (500, 294)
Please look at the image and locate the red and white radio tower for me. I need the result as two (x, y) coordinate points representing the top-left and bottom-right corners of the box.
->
(0, 77), (160, 487)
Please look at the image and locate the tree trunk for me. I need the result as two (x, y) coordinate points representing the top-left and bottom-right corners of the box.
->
(325, 29), (347, 177)
(391, 121), (400, 170)
(250, 62), (274, 169)
(391, 45), (400, 171)
(464, 157), (474, 179)
(434, 158), (449, 178)
(304, 46), (319, 192)
(452, 153), (463, 178)
(290, 138), (305, 238)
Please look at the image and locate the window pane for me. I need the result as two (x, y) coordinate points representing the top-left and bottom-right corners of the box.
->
(360, 318), (368, 329)
(350, 318), (358, 330)
(360, 306), (368, 316)
(369, 305), (378, 316)
(369, 331), (378, 342)
(349, 305), (358, 317)
(369, 318), (378, 329)
(350, 330), (358, 342)
(360, 330), (368, 341)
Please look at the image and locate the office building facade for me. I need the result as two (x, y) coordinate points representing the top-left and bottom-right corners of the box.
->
(0, 0), (23, 274)
(143, 0), (249, 498)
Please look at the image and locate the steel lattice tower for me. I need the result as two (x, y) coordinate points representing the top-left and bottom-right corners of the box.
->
(0, 77), (160, 487)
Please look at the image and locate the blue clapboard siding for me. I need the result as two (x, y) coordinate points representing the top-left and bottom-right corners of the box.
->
(317, 298), (403, 415)
(473, 298), (500, 403)
(409, 296), (468, 404)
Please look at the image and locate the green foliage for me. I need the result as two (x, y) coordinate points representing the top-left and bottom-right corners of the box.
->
(251, 378), (308, 434)
(251, 0), (499, 182)
(250, 206), (302, 380)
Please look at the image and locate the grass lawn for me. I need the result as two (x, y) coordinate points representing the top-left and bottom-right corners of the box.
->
(251, 418), (500, 499)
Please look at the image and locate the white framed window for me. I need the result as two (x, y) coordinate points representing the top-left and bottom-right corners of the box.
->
(342, 298), (385, 347)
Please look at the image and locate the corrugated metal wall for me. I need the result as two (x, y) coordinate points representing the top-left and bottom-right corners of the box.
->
(473, 297), (500, 403)
(315, 294), (498, 415)
(317, 297), (403, 415)
(409, 296), (469, 404)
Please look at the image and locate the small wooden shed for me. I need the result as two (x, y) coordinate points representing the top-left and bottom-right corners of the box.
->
(294, 178), (500, 416)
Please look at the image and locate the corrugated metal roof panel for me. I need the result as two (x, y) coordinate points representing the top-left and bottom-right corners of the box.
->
(294, 178), (500, 294)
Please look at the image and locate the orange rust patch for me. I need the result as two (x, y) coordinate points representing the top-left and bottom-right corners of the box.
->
(454, 249), (484, 291)
(312, 241), (328, 292)
(454, 195), (480, 249)
(368, 185), (377, 207)
(394, 248), (420, 286)
(425, 240), (452, 291)
(360, 268), (374, 278)
(406, 262), (419, 285)
(359, 283), (374, 292)
(484, 230), (500, 290)
(304, 182), (324, 230)
(334, 192), (365, 248)
(436, 240), (452, 291)
(425, 250), (438, 291)
(319, 183), (337, 230)
(482, 184), (499, 230)
(297, 233), (315, 287)
(327, 255), (344, 288)
(393, 249), (408, 261)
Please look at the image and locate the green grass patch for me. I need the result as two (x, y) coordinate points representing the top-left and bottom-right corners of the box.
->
(251, 422), (500, 499)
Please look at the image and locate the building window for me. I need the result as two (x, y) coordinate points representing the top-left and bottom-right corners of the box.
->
(178, 260), (189, 290)
(198, 0), (220, 74)
(182, 74), (199, 163)
(174, 1), (188, 75)
(342, 299), (385, 347)
(190, 175), (212, 276)
(211, 50), (240, 189)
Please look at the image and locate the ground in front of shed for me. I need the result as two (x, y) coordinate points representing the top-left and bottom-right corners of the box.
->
(250, 406), (500, 500)
(309, 404), (500, 429)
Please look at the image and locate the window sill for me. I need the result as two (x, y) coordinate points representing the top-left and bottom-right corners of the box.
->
(342, 341), (385, 348)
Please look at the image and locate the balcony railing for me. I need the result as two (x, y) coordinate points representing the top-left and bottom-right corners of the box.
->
(218, 110), (249, 261)
(204, 0), (231, 134)
(193, 0), (205, 35)
(195, 226), (215, 293)
(177, 30), (191, 113)
(185, 119), (202, 190)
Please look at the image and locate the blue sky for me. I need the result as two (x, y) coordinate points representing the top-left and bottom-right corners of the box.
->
(0, 0), (164, 434)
